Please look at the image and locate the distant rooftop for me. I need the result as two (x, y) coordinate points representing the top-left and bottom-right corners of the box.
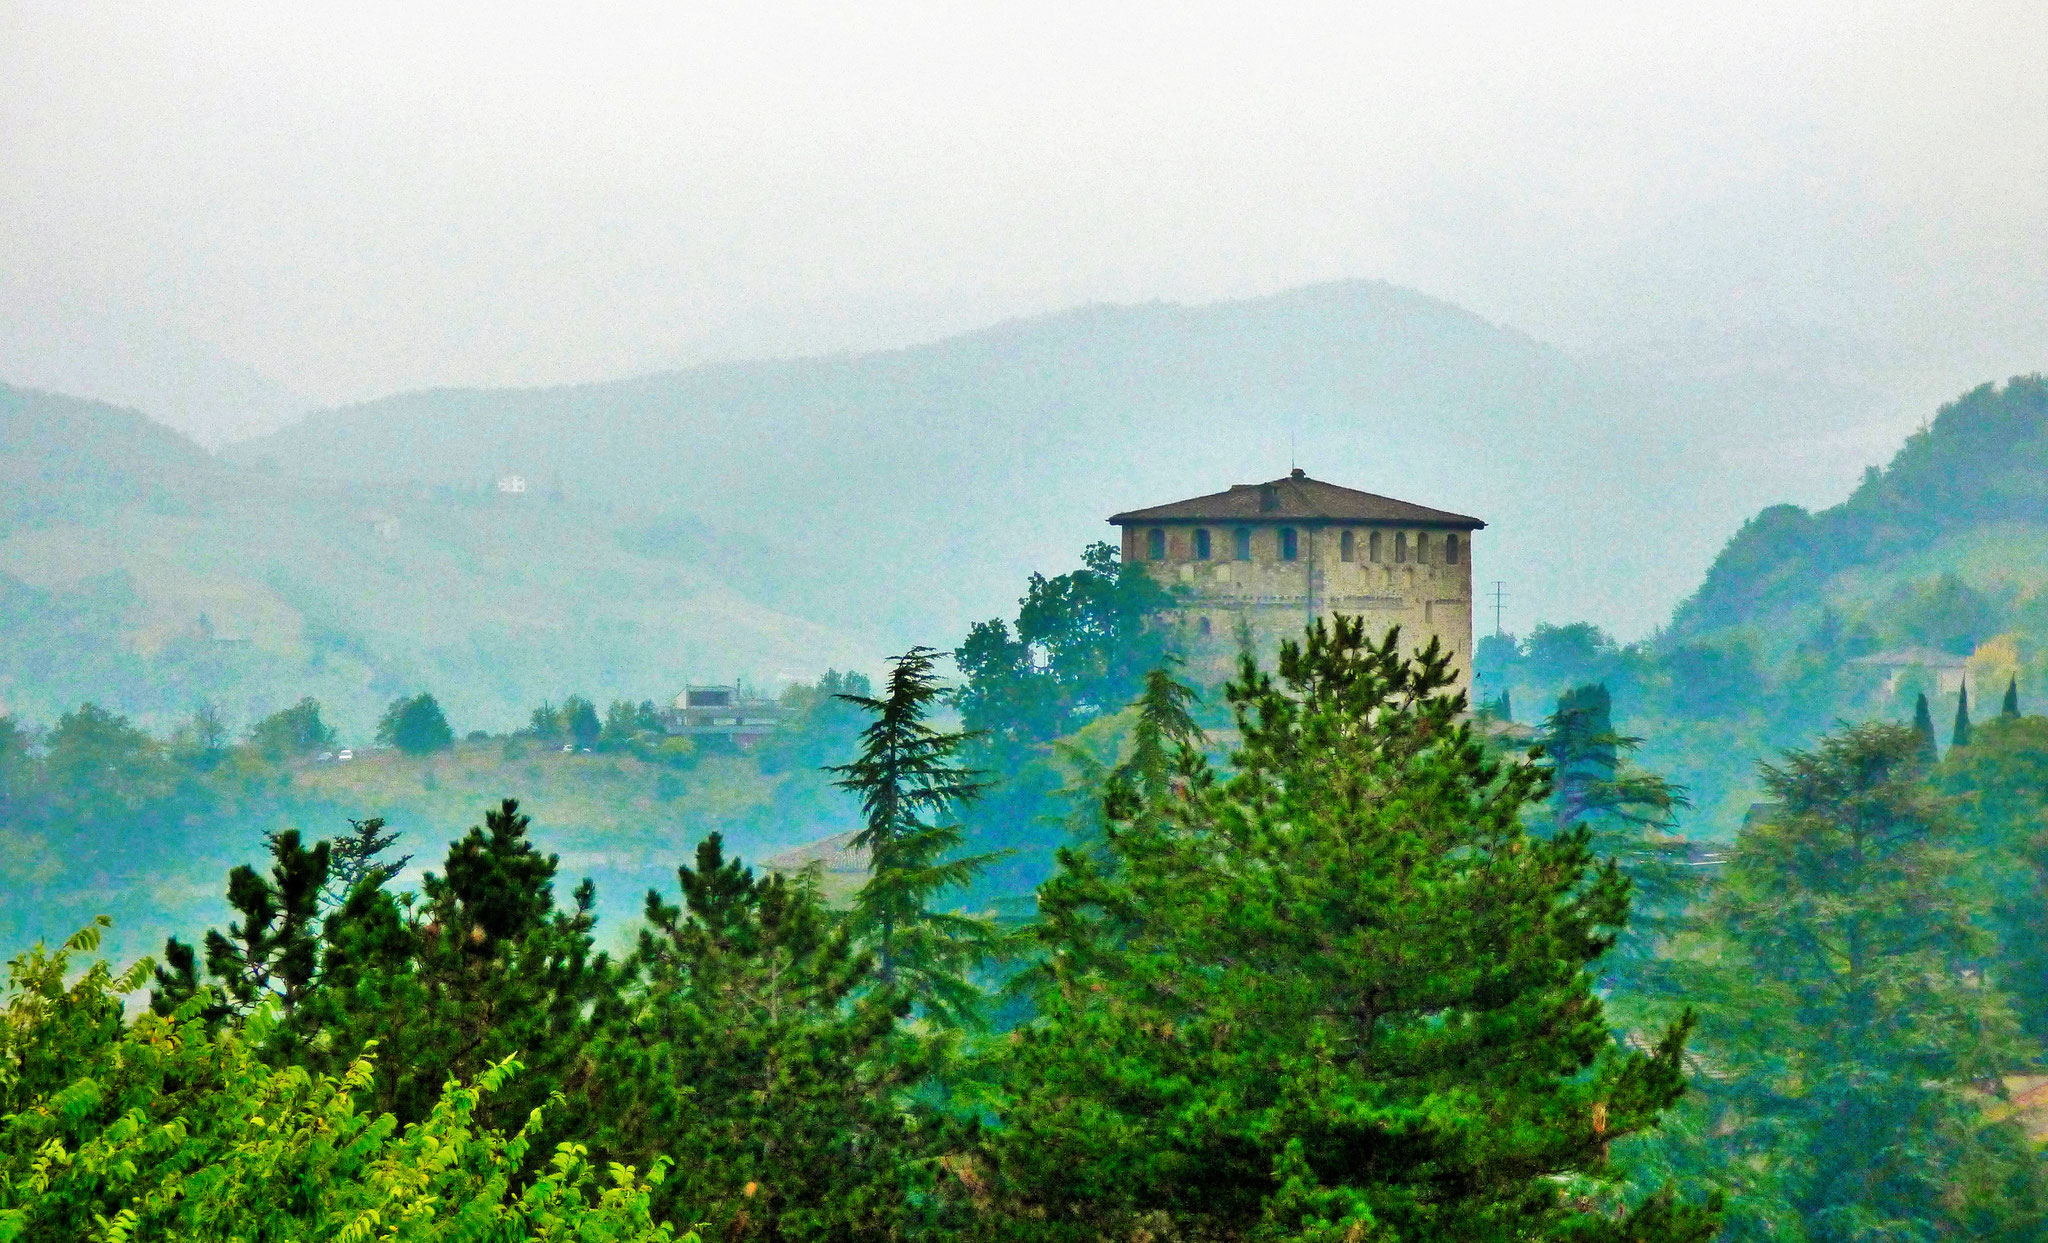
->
(1109, 469), (1484, 529)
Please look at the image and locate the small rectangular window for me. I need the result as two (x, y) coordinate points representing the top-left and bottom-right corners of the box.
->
(1147, 527), (1166, 560)
(1194, 528), (1211, 560)
(1280, 528), (1298, 561)
(1340, 530), (1354, 562)
(1234, 527), (1252, 560)
(1416, 533), (1430, 564)
(1446, 533), (1461, 565)
(1395, 532), (1408, 563)
(1369, 530), (1382, 562)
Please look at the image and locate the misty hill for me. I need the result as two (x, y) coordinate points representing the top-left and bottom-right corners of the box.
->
(1675, 375), (2048, 658)
(0, 298), (308, 446)
(230, 280), (1811, 644)
(0, 384), (876, 736)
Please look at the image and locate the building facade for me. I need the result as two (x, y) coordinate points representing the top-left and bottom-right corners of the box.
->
(1109, 469), (1485, 687)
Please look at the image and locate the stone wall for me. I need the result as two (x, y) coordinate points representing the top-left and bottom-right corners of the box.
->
(1121, 520), (1475, 689)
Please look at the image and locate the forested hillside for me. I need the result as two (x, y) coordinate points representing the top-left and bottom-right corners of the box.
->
(1677, 374), (2048, 644)
(0, 384), (875, 737)
(1480, 374), (2048, 836)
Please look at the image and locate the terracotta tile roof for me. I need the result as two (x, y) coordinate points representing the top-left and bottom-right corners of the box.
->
(1109, 470), (1484, 529)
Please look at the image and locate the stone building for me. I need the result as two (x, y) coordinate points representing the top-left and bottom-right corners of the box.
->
(1109, 469), (1485, 686)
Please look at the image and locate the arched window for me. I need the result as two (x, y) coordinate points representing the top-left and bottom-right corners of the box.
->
(1369, 530), (1382, 562)
(1194, 528), (1211, 560)
(1280, 527), (1299, 561)
(1234, 527), (1252, 560)
(1416, 533), (1430, 564)
(1394, 531), (1408, 563)
(1340, 530), (1355, 561)
(1446, 533), (1461, 565)
(1147, 527), (1166, 560)
(1197, 616), (1212, 637)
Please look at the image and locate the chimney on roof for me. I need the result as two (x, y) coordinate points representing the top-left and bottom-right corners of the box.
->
(1290, 467), (1307, 480)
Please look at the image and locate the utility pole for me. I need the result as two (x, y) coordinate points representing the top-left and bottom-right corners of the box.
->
(1489, 581), (1507, 637)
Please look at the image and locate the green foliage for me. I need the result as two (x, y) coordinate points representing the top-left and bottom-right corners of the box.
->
(249, 696), (339, 760)
(40, 703), (176, 826)
(953, 542), (1173, 746)
(1, 923), (687, 1241)
(1955, 684), (1974, 748)
(985, 620), (1717, 1241)
(830, 648), (1011, 1024)
(562, 696), (602, 749)
(1652, 724), (2048, 1240)
(167, 829), (332, 1027)
(1678, 375), (2048, 635)
(169, 702), (231, 770)
(589, 834), (952, 1238)
(1538, 685), (1697, 995)
(377, 692), (454, 755)
(1937, 715), (2048, 1045)
(2002, 675), (2020, 718)
(1913, 691), (1939, 764)
(603, 699), (666, 746)
(316, 799), (610, 1130)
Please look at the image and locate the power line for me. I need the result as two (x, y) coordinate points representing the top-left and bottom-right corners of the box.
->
(1489, 581), (1507, 637)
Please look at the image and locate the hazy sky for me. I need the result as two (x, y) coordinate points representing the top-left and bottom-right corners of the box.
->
(4, 1), (2045, 416)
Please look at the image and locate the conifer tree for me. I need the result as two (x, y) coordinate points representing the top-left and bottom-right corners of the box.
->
(1659, 724), (2048, 1239)
(2002, 674), (2020, 718)
(988, 619), (1717, 1241)
(310, 799), (610, 1128)
(1953, 683), (1973, 748)
(1540, 685), (1696, 995)
(321, 815), (412, 910)
(589, 834), (953, 1237)
(1913, 691), (1939, 763)
(830, 647), (1010, 1024)
(153, 830), (330, 1035)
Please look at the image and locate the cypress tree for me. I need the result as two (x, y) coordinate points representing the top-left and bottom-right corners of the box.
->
(1953, 684), (1972, 749)
(1913, 692), (1939, 764)
(2002, 674), (2020, 719)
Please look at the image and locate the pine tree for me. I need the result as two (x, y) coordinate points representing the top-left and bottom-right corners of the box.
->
(1913, 691), (1939, 763)
(988, 619), (1718, 1241)
(588, 834), (952, 1237)
(1953, 683), (1973, 748)
(309, 799), (611, 1128)
(2002, 674), (2020, 718)
(154, 830), (330, 1033)
(829, 647), (1011, 1024)
(321, 815), (412, 910)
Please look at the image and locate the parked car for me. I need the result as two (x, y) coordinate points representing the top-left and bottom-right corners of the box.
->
(337, 749), (354, 762)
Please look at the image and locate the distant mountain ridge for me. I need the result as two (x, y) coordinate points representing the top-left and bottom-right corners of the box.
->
(229, 279), (1800, 643)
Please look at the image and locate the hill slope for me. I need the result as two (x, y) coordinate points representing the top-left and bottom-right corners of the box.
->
(0, 384), (877, 735)
(1675, 375), (2048, 654)
(231, 280), (1784, 642)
